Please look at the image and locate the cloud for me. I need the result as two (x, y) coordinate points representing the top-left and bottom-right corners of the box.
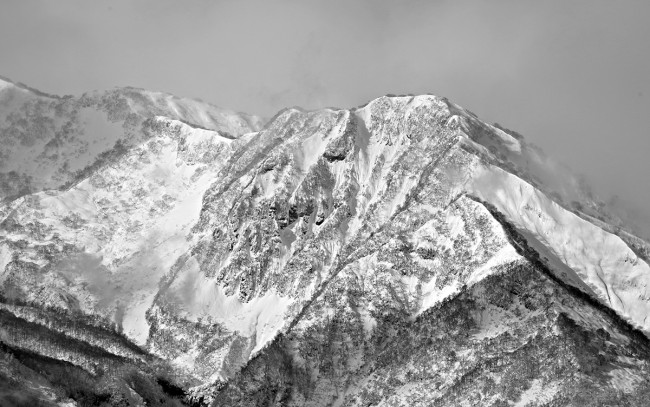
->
(0, 0), (648, 236)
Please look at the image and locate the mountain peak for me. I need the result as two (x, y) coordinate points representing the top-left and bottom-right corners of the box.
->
(2, 80), (650, 405)
(0, 74), (63, 98)
(0, 77), (264, 203)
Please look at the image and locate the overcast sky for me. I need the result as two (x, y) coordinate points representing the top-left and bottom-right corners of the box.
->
(1, 0), (648, 224)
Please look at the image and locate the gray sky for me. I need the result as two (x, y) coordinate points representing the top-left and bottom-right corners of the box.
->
(1, 0), (649, 224)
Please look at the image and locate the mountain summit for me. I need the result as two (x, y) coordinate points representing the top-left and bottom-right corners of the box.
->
(1, 79), (650, 406)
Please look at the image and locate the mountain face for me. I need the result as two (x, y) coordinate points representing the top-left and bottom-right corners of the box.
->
(0, 76), (263, 202)
(1, 78), (650, 406)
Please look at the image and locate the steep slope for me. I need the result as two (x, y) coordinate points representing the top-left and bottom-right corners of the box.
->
(214, 251), (650, 406)
(1, 82), (650, 406)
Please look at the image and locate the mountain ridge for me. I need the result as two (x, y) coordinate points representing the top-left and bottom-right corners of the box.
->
(2, 79), (650, 406)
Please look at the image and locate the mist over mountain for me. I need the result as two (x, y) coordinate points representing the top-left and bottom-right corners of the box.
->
(1, 77), (650, 406)
(3, 0), (649, 237)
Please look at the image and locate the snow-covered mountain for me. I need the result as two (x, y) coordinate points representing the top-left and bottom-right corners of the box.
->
(2, 78), (650, 406)
(0, 75), (263, 202)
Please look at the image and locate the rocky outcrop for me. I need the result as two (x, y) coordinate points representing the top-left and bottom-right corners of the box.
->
(1, 80), (650, 406)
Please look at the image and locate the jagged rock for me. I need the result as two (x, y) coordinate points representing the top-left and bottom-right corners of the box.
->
(2, 77), (650, 406)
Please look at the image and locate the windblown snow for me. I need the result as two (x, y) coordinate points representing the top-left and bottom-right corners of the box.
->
(469, 162), (650, 332)
(3, 80), (650, 403)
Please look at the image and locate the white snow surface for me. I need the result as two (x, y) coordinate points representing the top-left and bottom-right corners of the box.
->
(466, 244), (521, 286)
(3, 86), (650, 396)
(512, 379), (560, 406)
(164, 256), (293, 355)
(468, 162), (650, 332)
(0, 116), (240, 344)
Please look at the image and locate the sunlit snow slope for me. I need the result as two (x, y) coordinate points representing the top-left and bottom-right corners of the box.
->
(2, 78), (650, 406)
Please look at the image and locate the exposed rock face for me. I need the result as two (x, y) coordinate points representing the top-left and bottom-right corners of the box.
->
(1, 78), (650, 406)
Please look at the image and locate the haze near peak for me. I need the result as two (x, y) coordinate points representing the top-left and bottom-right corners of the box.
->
(0, 0), (648, 234)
